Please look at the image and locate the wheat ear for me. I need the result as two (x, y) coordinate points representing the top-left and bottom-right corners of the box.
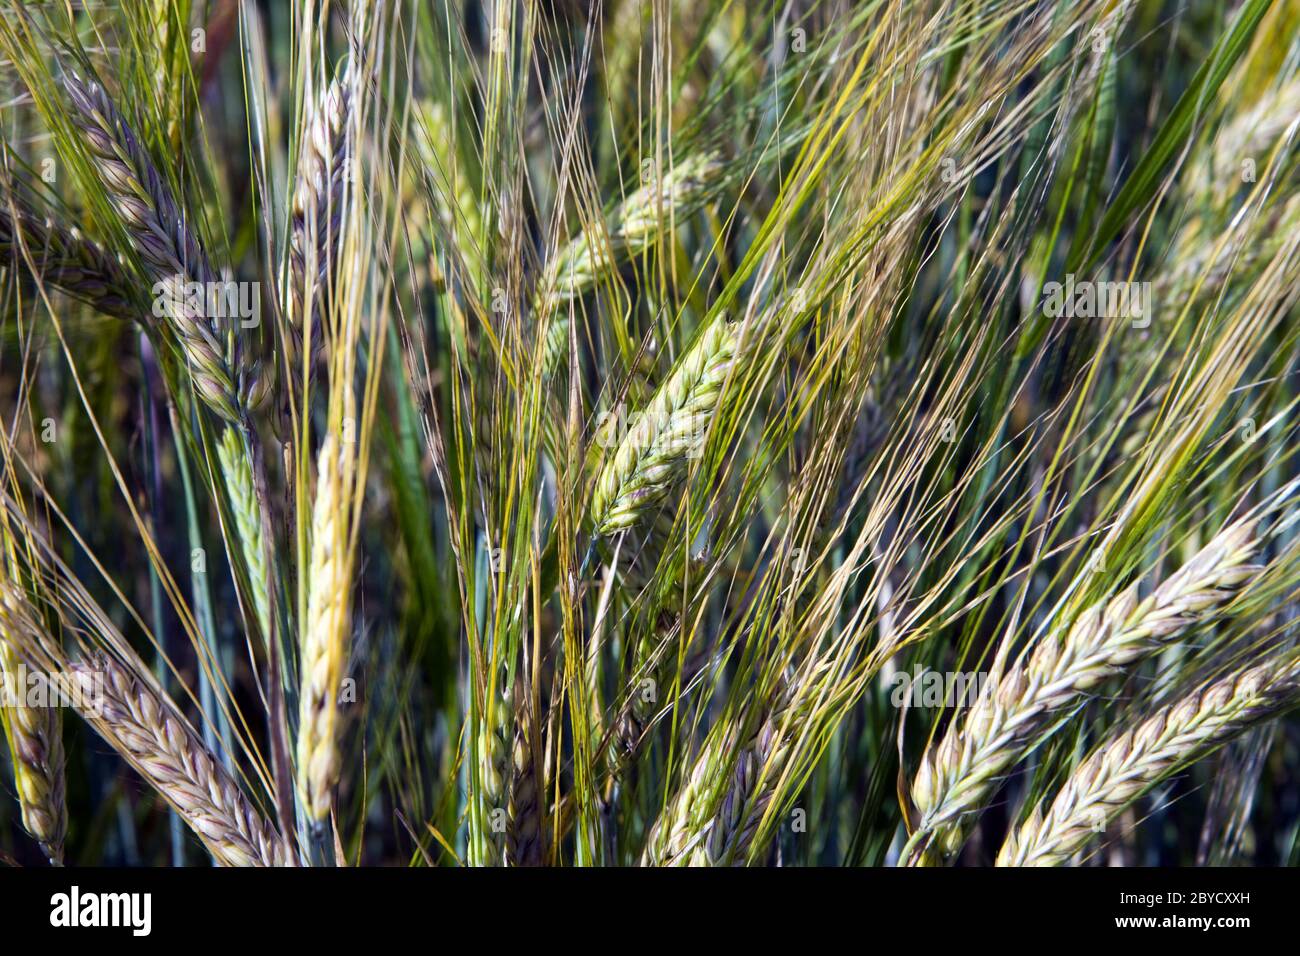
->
(296, 433), (355, 826)
(590, 320), (737, 535)
(0, 202), (135, 320)
(907, 519), (1261, 863)
(609, 608), (676, 775)
(418, 101), (484, 291)
(998, 652), (1300, 866)
(539, 152), (723, 377)
(642, 711), (786, 867)
(505, 689), (543, 866)
(63, 73), (240, 423)
(0, 586), (66, 863)
(643, 668), (817, 868)
(289, 69), (350, 373)
(216, 427), (272, 643)
(473, 676), (512, 866)
(72, 654), (295, 866)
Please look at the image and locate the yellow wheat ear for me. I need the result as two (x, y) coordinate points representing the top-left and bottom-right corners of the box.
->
(0, 577), (66, 864)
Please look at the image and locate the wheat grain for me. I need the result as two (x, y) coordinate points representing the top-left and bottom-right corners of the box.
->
(63, 73), (240, 423)
(590, 320), (737, 535)
(907, 519), (1262, 863)
(296, 433), (355, 826)
(998, 652), (1300, 866)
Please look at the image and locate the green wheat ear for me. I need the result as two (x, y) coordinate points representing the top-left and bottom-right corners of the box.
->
(216, 426), (271, 645)
(590, 319), (738, 536)
(907, 519), (1263, 863)
(998, 651), (1300, 867)
(539, 152), (724, 378)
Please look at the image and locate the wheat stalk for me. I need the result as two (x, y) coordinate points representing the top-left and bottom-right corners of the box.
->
(69, 653), (296, 867)
(63, 72), (241, 423)
(0, 584), (66, 863)
(906, 519), (1262, 863)
(0, 201), (135, 320)
(590, 319), (737, 536)
(539, 152), (723, 377)
(998, 652), (1300, 866)
(216, 426), (272, 643)
(296, 433), (356, 826)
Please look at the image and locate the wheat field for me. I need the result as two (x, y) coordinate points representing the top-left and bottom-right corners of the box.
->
(0, 0), (1299, 869)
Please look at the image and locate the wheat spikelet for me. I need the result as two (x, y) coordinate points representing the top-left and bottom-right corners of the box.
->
(289, 69), (350, 373)
(0, 202), (135, 320)
(296, 433), (355, 825)
(216, 426), (272, 643)
(72, 654), (295, 866)
(63, 73), (240, 423)
(590, 320), (737, 535)
(998, 652), (1300, 866)
(907, 519), (1262, 863)
(539, 152), (723, 377)
(0, 586), (66, 863)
